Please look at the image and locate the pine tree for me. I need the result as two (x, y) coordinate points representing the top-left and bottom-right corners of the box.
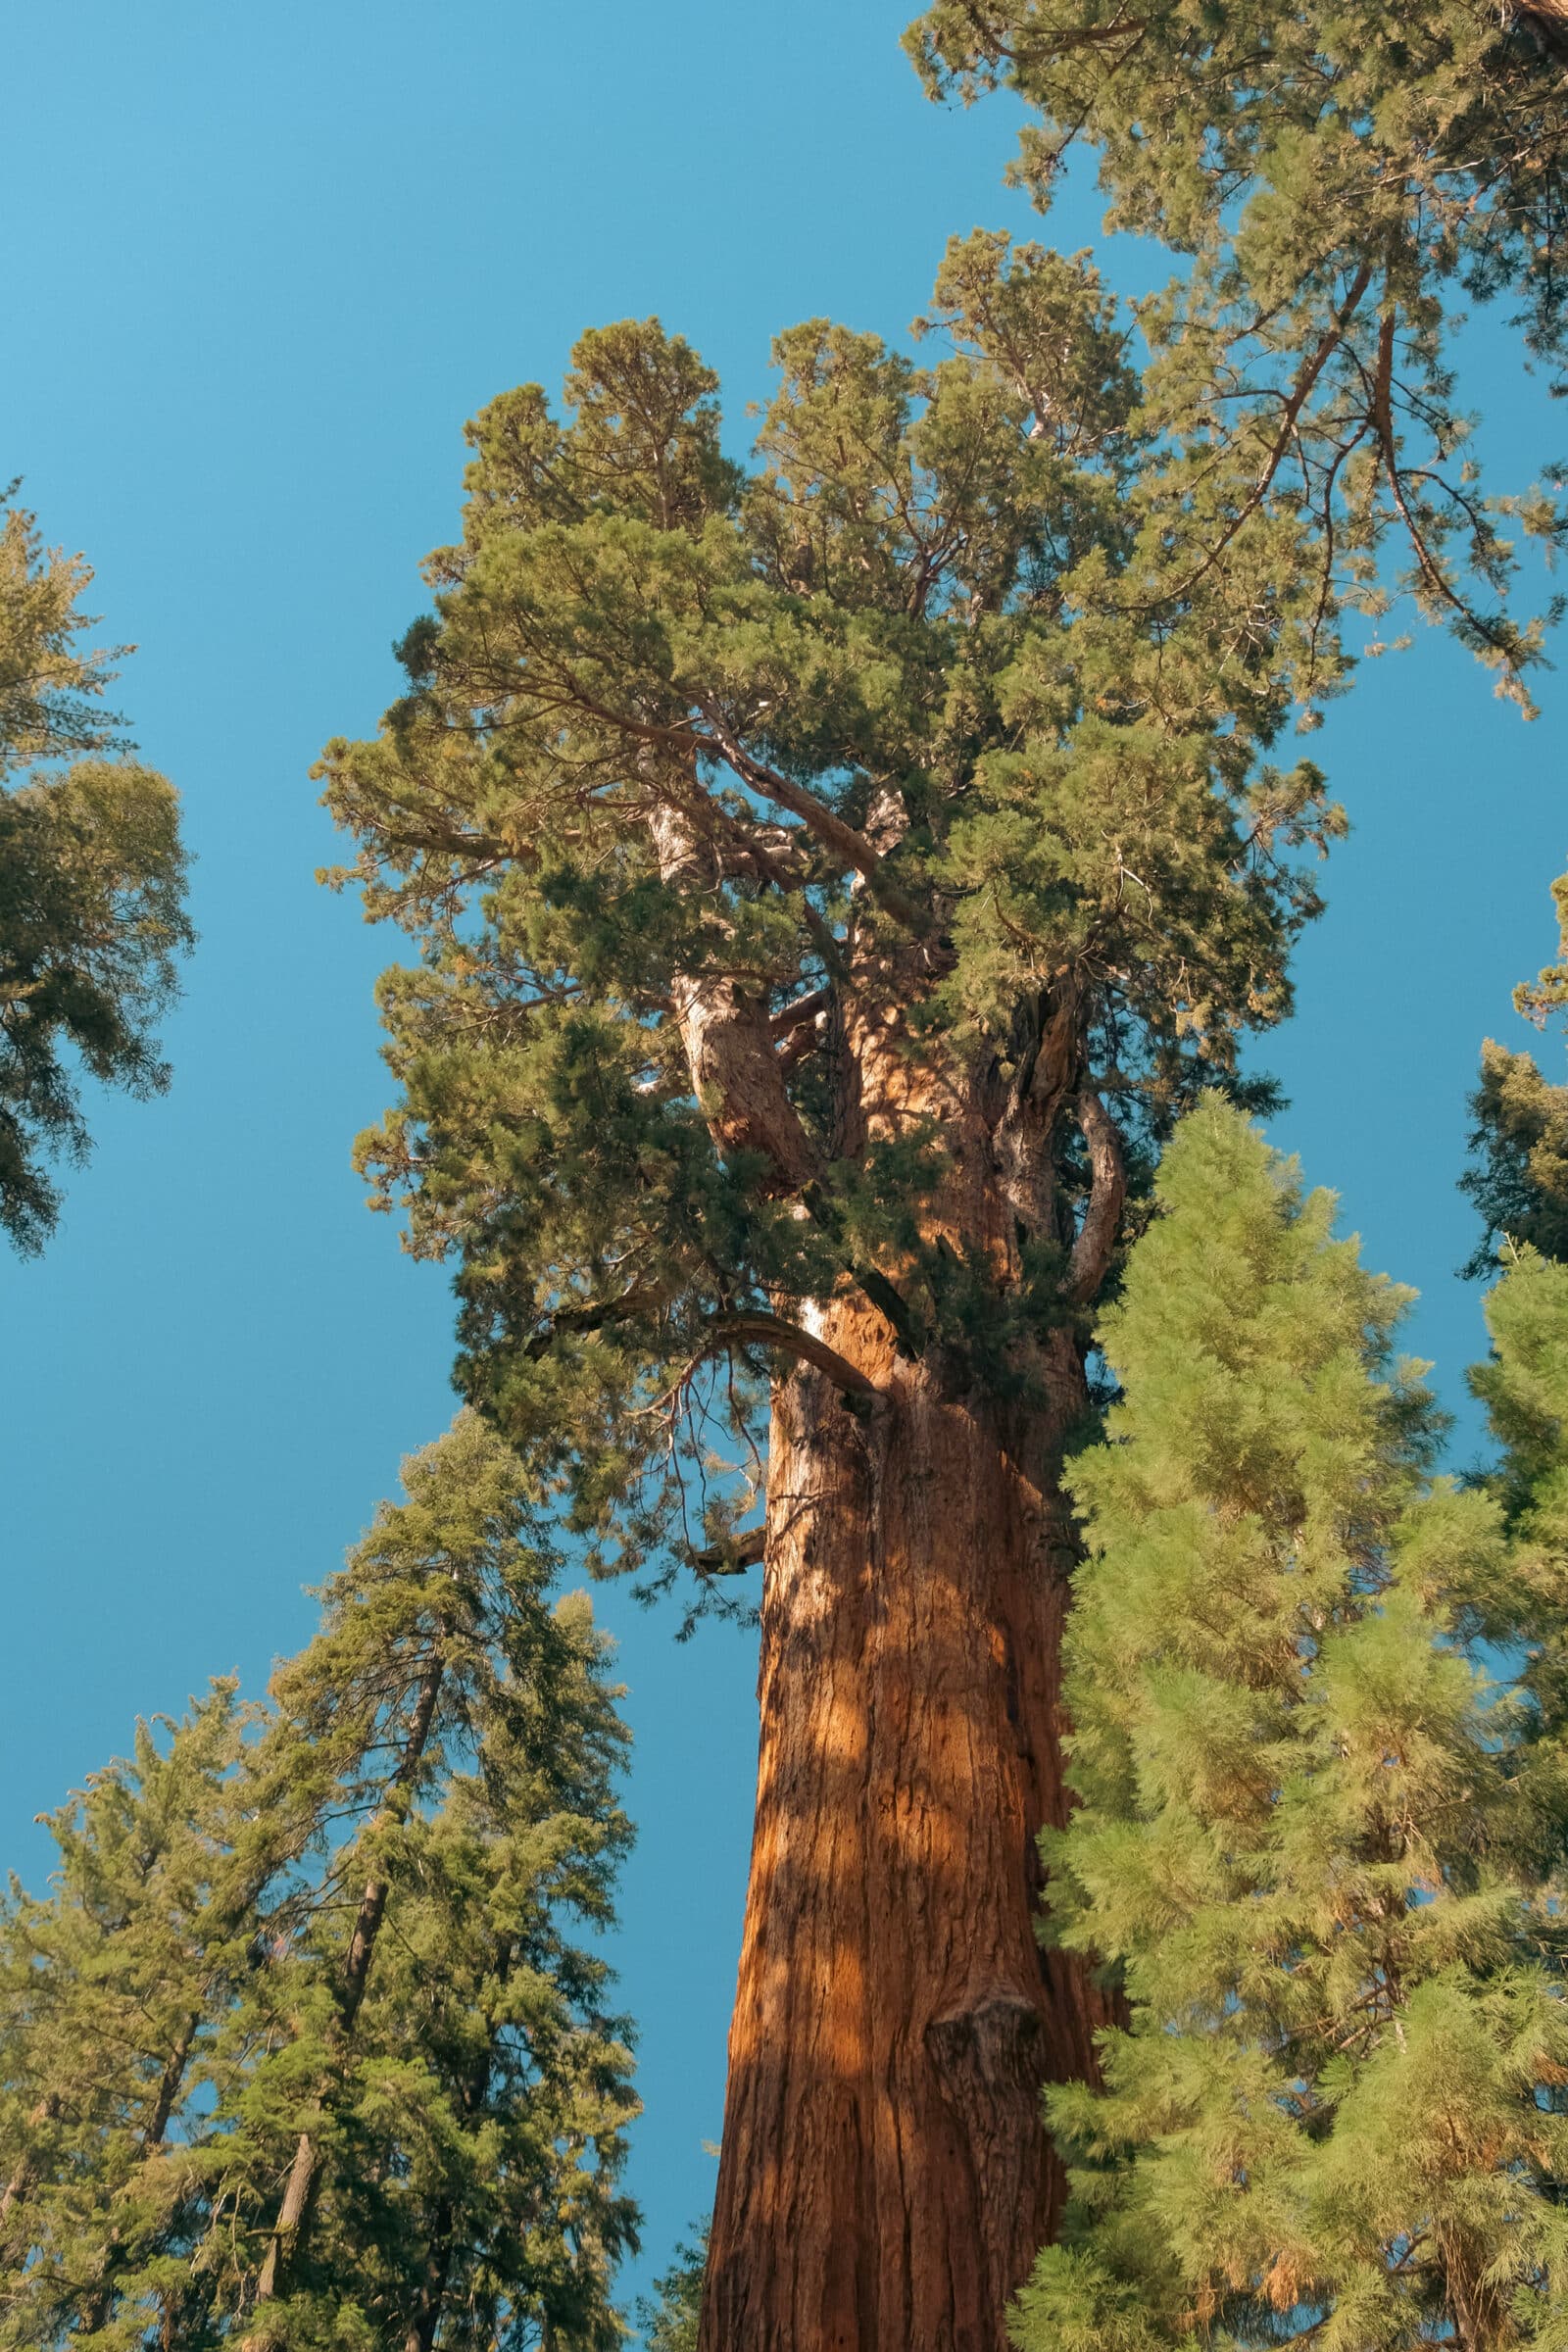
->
(1463, 869), (1568, 1275)
(905, 0), (1568, 704)
(318, 245), (1347, 2345)
(195, 1412), (636, 2352)
(0, 1682), (261, 2349)
(1010, 1100), (1568, 2352)
(0, 1415), (638, 2350)
(0, 489), (192, 1248)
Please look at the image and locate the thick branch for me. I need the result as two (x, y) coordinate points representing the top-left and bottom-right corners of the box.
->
(694, 1527), (768, 1576)
(532, 679), (906, 920)
(714, 1309), (883, 1398)
(775, 1020), (825, 1077)
(1065, 1088), (1126, 1305)
(0, 2091), (59, 2226)
(523, 1290), (661, 1360)
(698, 708), (932, 935)
(769, 985), (834, 1037)
(648, 801), (825, 1192)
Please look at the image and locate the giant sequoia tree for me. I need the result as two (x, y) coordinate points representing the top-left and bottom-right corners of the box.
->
(320, 236), (1347, 2348)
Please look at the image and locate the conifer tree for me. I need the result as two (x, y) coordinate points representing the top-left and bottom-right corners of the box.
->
(0, 1682), (260, 2349)
(1011, 1100), (1568, 2352)
(0, 1415), (638, 2350)
(905, 0), (1568, 703)
(1464, 869), (1568, 1275)
(0, 490), (191, 1248)
(319, 245), (1347, 2346)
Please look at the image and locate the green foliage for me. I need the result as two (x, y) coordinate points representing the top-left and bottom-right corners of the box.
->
(635, 2224), (707, 2352)
(0, 1683), (262, 2347)
(1012, 1100), (1568, 2352)
(905, 0), (1568, 704)
(1462, 1041), (1568, 1277)
(1464, 868), (1568, 1275)
(0, 493), (192, 1250)
(0, 1415), (638, 2349)
(319, 254), (1347, 1602)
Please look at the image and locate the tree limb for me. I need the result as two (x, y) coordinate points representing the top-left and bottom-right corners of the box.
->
(522, 1291), (661, 1359)
(769, 985), (834, 1036)
(693, 1527), (767, 1576)
(697, 707), (933, 935)
(1066, 1087), (1126, 1305)
(714, 1309), (883, 1397)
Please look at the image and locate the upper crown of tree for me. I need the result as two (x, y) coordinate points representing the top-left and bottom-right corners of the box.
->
(318, 241), (1346, 1599)
(906, 0), (1568, 709)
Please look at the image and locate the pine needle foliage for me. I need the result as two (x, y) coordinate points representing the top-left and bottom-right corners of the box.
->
(318, 251), (1349, 1604)
(905, 0), (1568, 706)
(0, 1683), (262, 2347)
(0, 1415), (638, 2351)
(1463, 869), (1568, 1277)
(0, 490), (191, 1249)
(1012, 1100), (1568, 2352)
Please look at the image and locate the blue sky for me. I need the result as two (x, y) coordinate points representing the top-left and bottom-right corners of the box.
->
(2, 0), (1564, 2321)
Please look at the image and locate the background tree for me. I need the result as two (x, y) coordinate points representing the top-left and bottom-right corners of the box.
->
(636, 2226), (708, 2352)
(0, 1415), (638, 2350)
(0, 490), (192, 1250)
(1463, 866), (1568, 1275)
(1012, 1101), (1568, 2352)
(318, 233), (1347, 2347)
(0, 1683), (257, 2351)
(906, 0), (1568, 706)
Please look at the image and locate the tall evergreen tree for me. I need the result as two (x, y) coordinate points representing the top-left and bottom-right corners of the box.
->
(0, 490), (192, 1248)
(0, 1416), (638, 2350)
(906, 0), (1568, 703)
(1011, 1100), (1568, 2352)
(318, 245), (1347, 2345)
(0, 1683), (258, 2350)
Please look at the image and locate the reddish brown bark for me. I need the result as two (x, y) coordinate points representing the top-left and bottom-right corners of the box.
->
(696, 998), (1118, 2352)
(699, 1306), (1107, 2351)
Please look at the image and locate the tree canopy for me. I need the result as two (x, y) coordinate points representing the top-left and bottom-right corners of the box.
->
(1464, 866), (1568, 1276)
(906, 0), (1568, 705)
(319, 244), (1348, 1599)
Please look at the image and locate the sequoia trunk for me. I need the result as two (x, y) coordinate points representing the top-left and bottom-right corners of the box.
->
(699, 1293), (1110, 2351)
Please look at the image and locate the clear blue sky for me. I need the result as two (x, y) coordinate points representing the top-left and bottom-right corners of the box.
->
(2, 1), (1564, 2323)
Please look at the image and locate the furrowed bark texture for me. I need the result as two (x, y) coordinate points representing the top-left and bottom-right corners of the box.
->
(698, 988), (1115, 2352)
